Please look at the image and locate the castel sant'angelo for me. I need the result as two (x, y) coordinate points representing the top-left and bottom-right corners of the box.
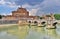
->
(2, 7), (37, 20)
(2, 6), (55, 21)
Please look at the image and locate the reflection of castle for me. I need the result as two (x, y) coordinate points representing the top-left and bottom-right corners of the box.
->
(2, 7), (37, 20)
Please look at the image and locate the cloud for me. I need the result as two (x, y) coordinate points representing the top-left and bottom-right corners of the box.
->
(20, 3), (40, 16)
(0, 12), (12, 15)
(0, 0), (60, 16)
(7, 2), (17, 8)
(40, 0), (60, 13)
(0, 0), (18, 8)
(0, 0), (5, 5)
(28, 0), (60, 16)
(15, 0), (44, 5)
(29, 8), (39, 16)
(22, 0), (60, 16)
(30, 0), (60, 15)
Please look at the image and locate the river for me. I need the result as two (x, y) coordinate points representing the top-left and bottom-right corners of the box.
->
(0, 24), (60, 39)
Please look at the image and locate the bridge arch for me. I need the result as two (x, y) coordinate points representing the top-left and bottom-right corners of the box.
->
(34, 21), (38, 24)
(41, 21), (46, 24)
(28, 21), (31, 23)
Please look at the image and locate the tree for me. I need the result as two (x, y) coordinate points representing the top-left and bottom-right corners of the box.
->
(37, 16), (44, 19)
(0, 15), (2, 19)
(54, 14), (60, 20)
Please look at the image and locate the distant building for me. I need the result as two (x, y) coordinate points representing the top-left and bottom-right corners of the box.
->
(2, 7), (38, 20)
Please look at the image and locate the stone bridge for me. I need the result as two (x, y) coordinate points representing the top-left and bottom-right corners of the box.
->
(27, 19), (59, 24)
(55, 20), (60, 24)
(27, 19), (47, 24)
(0, 19), (59, 24)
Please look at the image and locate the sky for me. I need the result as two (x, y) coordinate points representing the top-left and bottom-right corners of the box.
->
(0, 0), (60, 16)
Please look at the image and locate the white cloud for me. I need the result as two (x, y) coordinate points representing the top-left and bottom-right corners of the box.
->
(1, 13), (11, 15)
(29, 8), (39, 16)
(40, 0), (60, 12)
(0, 0), (43, 16)
(40, 0), (60, 7)
(28, 0), (60, 15)
(21, 3), (41, 16)
(6, 13), (12, 15)
(0, 0), (18, 8)
(0, 13), (6, 15)
(0, 0), (5, 5)
(1, 0), (60, 16)
(7, 2), (17, 8)
(22, 3), (32, 8)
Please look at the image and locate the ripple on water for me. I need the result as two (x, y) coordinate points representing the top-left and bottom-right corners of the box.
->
(0, 31), (18, 39)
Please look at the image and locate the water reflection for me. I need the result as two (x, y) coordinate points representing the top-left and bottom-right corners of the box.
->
(45, 29), (57, 39)
(0, 31), (18, 39)
(18, 26), (29, 39)
(36, 27), (45, 34)
(7, 26), (29, 39)
(25, 26), (46, 39)
(0, 25), (60, 39)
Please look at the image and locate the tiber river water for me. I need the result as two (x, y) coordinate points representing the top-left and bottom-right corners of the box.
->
(0, 24), (60, 39)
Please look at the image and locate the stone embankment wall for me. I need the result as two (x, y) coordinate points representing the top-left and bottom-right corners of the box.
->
(0, 19), (18, 24)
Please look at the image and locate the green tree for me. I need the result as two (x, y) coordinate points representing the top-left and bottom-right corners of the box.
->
(54, 14), (60, 20)
(0, 15), (2, 19)
(39, 17), (44, 19)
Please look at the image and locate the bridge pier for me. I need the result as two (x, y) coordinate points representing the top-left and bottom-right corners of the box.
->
(46, 24), (56, 29)
(18, 20), (29, 26)
(46, 20), (57, 29)
(38, 23), (45, 27)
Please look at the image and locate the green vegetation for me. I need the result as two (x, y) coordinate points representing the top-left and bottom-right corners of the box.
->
(54, 14), (60, 20)
(40, 17), (43, 19)
(0, 15), (2, 19)
(37, 16), (44, 19)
